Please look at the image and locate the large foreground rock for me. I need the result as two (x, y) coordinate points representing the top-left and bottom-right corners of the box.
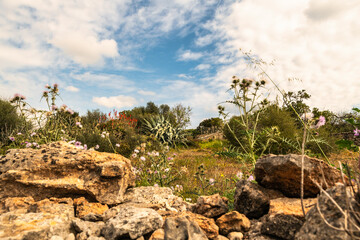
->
(164, 215), (208, 240)
(0, 141), (135, 204)
(0, 197), (74, 239)
(295, 184), (359, 240)
(254, 154), (344, 197)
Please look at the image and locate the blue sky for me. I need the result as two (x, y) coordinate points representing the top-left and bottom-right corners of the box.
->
(1, 0), (359, 128)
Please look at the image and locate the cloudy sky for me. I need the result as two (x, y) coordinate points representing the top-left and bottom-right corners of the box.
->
(1, 0), (359, 127)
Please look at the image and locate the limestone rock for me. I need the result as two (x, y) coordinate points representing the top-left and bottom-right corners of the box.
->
(214, 235), (229, 240)
(0, 141), (135, 205)
(163, 215), (208, 240)
(244, 219), (279, 240)
(102, 206), (163, 239)
(180, 211), (219, 239)
(123, 186), (192, 212)
(71, 218), (105, 238)
(149, 229), (165, 240)
(0, 197), (74, 239)
(295, 184), (359, 240)
(261, 214), (304, 240)
(74, 197), (108, 221)
(216, 211), (251, 235)
(193, 194), (228, 218)
(254, 154), (344, 197)
(269, 197), (317, 219)
(234, 180), (270, 219)
(227, 232), (243, 240)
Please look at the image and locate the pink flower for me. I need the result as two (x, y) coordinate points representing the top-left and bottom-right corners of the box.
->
(95, 145), (99, 150)
(247, 175), (255, 181)
(51, 105), (58, 111)
(314, 116), (326, 129)
(9, 137), (15, 141)
(354, 128), (360, 137)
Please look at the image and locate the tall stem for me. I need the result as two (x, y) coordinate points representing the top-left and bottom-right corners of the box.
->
(301, 125), (307, 217)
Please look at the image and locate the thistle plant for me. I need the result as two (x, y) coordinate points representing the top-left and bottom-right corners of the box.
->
(219, 76), (268, 164)
(194, 164), (216, 195)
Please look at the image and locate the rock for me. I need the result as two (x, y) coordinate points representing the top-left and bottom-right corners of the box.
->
(295, 184), (359, 240)
(74, 197), (108, 221)
(214, 235), (229, 240)
(244, 219), (279, 240)
(180, 211), (219, 239)
(163, 215), (208, 240)
(65, 233), (76, 240)
(261, 214), (304, 240)
(0, 197), (74, 239)
(102, 206), (163, 239)
(269, 197), (317, 219)
(50, 236), (64, 240)
(234, 180), (270, 219)
(71, 218), (105, 237)
(193, 194), (228, 218)
(254, 154), (344, 197)
(227, 232), (243, 240)
(149, 229), (164, 240)
(216, 211), (251, 235)
(0, 141), (135, 205)
(123, 186), (192, 212)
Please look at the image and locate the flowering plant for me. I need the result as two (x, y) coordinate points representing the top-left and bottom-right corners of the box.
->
(131, 143), (181, 187)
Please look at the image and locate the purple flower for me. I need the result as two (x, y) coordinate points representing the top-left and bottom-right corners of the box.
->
(167, 157), (173, 161)
(315, 116), (326, 128)
(75, 141), (81, 147)
(83, 144), (87, 150)
(247, 175), (255, 181)
(26, 142), (32, 148)
(354, 128), (360, 137)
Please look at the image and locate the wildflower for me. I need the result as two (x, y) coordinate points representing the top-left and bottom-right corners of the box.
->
(95, 145), (99, 150)
(140, 156), (146, 161)
(115, 143), (120, 148)
(180, 166), (188, 173)
(134, 149), (140, 153)
(162, 175), (166, 179)
(140, 143), (146, 148)
(167, 157), (173, 161)
(154, 170), (158, 174)
(61, 129), (65, 133)
(83, 144), (87, 150)
(185, 198), (192, 202)
(26, 142), (32, 148)
(67, 109), (74, 115)
(236, 171), (243, 179)
(45, 84), (50, 89)
(247, 175), (255, 181)
(209, 178), (215, 185)
(51, 105), (58, 111)
(76, 122), (83, 128)
(301, 112), (314, 121)
(75, 141), (81, 147)
(154, 151), (159, 157)
(154, 184), (159, 187)
(30, 132), (36, 137)
(53, 83), (58, 88)
(131, 153), (137, 158)
(17, 132), (22, 135)
(314, 116), (326, 129)
(164, 168), (170, 172)
(68, 140), (75, 144)
(354, 128), (360, 137)
(32, 142), (39, 147)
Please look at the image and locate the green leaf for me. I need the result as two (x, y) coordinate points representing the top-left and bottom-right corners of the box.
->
(335, 139), (359, 152)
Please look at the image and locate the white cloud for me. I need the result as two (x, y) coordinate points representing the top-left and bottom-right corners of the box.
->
(65, 86), (79, 92)
(177, 74), (193, 79)
(177, 50), (203, 61)
(195, 64), (211, 71)
(138, 90), (156, 96)
(93, 95), (137, 108)
(196, 0), (360, 113)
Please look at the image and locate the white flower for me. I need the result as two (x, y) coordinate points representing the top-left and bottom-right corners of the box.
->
(134, 149), (140, 153)
(164, 168), (170, 172)
(209, 178), (215, 185)
(236, 171), (243, 179)
(95, 145), (99, 150)
(301, 112), (314, 121)
(131, 153), (137, 158)
(115, 143), (120, 147)
(140, 156), (146, 161)
(154, 183), (159, 187)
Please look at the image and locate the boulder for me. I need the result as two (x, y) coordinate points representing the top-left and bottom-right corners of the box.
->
(254, 154), (344, 197)
(71, 218), (105, 238)
(0, 141), (135, 205)
(234, 180), (270, 219)
(163, 215), (208, 240)
(193, 194), (228, 218)
(269, 197), (317, 219)
(216, 211), (251, 235)
(180, 212), (219, 239)
(261, 214), (304, 240)
(295, 184), (359, 240)
(0, 197), (74, 239)
(101, 206), (163, 239)
(243, 219), (279, 240)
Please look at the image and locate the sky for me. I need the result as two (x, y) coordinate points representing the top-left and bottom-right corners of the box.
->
(1, 0), (359, 128)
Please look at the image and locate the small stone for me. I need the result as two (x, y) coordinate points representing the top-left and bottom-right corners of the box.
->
(227, 232), (243, 240)
(149, 228), (164, 240)
(216, 211), (250, 235)
(193, 194), (228, 218)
